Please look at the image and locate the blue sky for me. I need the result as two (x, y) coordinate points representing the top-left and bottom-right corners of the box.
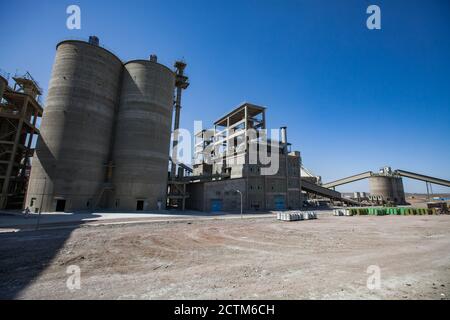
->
(1, 0), (449, 193)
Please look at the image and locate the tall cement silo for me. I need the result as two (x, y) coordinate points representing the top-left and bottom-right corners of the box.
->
(26, 39), (123, 212)
(111, 58), (175, 211)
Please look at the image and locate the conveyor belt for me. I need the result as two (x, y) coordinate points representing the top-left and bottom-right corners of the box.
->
(301, 179), (360, 205)
(322, 171), (373, 188)
(395, 169), (450, 187)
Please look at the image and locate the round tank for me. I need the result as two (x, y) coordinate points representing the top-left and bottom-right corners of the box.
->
(26, 40), (123, 212)
(112, 60), (175, 210)
(369, 175), (406, 205)
(0, 75), (7, 100)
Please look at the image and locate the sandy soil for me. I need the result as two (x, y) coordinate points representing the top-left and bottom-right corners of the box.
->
(1, 214), (449, 299)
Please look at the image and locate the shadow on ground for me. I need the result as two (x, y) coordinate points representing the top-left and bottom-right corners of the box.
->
(0, 207), (317, 299)
(0, 212), (100, 299)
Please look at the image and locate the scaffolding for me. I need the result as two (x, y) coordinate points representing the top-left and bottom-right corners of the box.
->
(0, 73), (43, 209)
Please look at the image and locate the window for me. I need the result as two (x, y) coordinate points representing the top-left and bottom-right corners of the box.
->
(30, 197), (36, 206)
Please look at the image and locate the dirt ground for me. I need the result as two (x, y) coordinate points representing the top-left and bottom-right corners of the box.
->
(1, 213), (449, 299)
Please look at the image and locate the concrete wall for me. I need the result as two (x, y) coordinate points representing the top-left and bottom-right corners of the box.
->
(26, 41), (123, 212)
(111, 60), (174, 210)
(186, 175), (303, 212)
(187, 150), (303, 212)
(186, 179), (247, 212)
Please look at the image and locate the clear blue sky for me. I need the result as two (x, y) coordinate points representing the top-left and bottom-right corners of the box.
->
(1, 0), (449, 193)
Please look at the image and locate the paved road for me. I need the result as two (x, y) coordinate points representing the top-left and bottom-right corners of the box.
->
(0, 210), (279, 233)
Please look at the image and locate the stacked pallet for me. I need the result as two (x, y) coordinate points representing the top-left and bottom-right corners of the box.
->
(333, 207), (438, 216)
(277, 211), (318, 221)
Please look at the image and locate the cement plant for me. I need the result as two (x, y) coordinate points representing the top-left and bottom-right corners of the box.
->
(1, 33), (449, 302)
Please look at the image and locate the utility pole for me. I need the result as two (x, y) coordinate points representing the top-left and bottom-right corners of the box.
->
(236, 189), (243, 218)
(36, 177), (47, 230)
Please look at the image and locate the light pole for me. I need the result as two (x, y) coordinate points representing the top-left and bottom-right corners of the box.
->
(235, 189), (243, 219)
(36, 177), (46, 230)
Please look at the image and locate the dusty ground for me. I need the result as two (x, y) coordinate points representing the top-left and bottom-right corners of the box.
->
(0, 213), (449, 299)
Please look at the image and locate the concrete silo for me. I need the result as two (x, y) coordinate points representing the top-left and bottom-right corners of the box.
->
(26, 39), (123, 212)
(369, 175), (406, 205)
(111, 58), (175, 210)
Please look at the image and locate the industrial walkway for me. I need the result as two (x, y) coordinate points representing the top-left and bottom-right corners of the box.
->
(301, 179), (360, 205)
(322, 169), (450, 188)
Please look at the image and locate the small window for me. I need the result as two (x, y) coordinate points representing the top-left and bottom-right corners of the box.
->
(30, 197), (36, 206)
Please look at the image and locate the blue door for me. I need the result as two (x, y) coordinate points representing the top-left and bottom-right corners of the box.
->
(274, 196), (285, 210)
(211, 199), (223, 212)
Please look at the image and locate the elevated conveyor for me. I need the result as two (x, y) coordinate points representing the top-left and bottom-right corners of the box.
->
(301, 179), (360, 205)
(395, 170), (450, 187)
(322, 171), (373, 189)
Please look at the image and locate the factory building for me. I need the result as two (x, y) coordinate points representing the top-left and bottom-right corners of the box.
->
(24, 37), (306, 213)
(186, 103), (303, 212)
(20, 37), (448, 213)
(25, 37), (182, 212)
